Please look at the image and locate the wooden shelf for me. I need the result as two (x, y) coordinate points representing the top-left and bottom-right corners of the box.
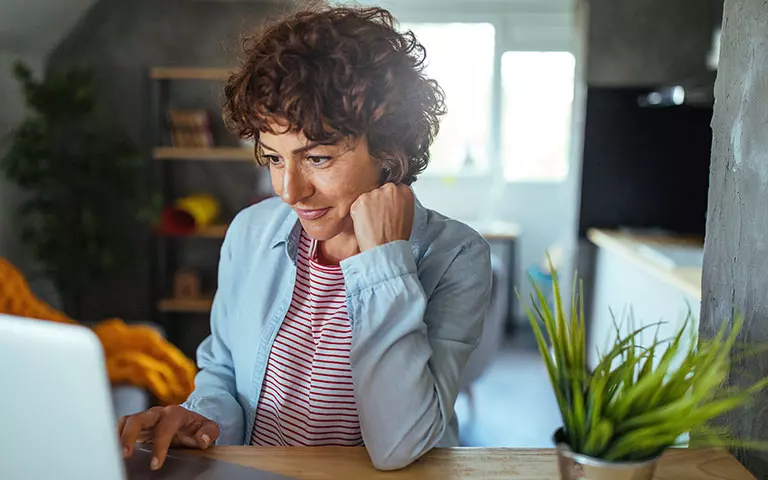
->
(158, 296), (213, 313)
(159, 224), (229, 239)
(153, 147), (253, 161)
(195, 224), (229, 238)
(150, 67), (234, 80)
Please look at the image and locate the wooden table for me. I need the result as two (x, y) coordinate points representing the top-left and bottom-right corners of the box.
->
(463, 219), (521, 327)
(196, 447), (755, 480)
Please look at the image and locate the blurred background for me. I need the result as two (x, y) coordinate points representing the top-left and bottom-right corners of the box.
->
(1, 0), (724, 447)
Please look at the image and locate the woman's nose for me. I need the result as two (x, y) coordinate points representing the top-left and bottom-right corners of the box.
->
(281, 164), (312, 205)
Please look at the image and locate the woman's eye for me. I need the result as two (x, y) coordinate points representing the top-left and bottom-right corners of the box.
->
(264, 154), (283, 166)
(307, 156), (332, 166)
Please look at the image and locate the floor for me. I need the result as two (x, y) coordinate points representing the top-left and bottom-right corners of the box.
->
(454, 327), (562, 447)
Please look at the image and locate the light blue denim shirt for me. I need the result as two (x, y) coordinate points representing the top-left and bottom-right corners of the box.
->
(181, 196), (492, 470)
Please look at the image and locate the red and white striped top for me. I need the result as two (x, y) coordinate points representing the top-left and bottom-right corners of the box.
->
(251, 230), (363, 446)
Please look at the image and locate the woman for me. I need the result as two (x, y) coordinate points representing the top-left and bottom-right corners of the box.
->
(118, 4), (492, 471)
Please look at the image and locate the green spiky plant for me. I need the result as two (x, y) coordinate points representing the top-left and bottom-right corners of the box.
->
(522, 258), (768, 462)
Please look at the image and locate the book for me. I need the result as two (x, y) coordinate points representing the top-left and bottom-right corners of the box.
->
(167, 109), (214, 148)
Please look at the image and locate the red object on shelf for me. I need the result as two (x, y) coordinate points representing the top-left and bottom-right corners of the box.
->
(160, 205), (196, 235)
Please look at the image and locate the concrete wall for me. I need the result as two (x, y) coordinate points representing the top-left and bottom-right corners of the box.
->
(700, 0), (768, 476)
(0, 0), (97, 55)
(586, 0), (723, 86)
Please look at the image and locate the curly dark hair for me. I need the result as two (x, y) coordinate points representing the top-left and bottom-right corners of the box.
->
(223, 4), (446, 185)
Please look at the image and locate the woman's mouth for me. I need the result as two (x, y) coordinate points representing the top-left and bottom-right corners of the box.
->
(295, 207), (330, 220)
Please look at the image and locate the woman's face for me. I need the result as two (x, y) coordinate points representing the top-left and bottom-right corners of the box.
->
(260, 127), (382, 241)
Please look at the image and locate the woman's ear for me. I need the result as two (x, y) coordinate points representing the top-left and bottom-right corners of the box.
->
(373, 154), (391, 185)
(375, 152), (406, 185)
(379, 167), (392, 185)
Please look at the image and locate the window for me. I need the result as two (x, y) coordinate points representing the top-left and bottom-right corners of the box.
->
(501, 52), (575, 181)
(401, 21), (576, 182)
(401, 23), (495, 175)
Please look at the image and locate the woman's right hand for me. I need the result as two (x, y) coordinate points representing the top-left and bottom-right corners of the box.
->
(117, 405), (220, 470)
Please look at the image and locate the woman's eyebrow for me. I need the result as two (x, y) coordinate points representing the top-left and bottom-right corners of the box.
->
(258, 140), (336, 155)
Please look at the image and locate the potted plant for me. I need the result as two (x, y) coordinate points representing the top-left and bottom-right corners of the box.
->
(522, 258), (768, 480)
(1, 61), (158, 318)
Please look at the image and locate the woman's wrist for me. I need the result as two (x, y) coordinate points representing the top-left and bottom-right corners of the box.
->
(340, 241), (416, 294)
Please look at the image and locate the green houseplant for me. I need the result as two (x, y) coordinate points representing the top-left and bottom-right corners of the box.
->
(1, 61), (155, 318)
(523, 258), (768, 480)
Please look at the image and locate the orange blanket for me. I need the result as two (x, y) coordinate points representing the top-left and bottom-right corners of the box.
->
(0, 258), (196, 405)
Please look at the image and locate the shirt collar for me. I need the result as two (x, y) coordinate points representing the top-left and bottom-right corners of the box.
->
(270, 194), (428, 264)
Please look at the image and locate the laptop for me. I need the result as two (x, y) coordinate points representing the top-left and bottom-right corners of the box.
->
(0, 314), (296, 480)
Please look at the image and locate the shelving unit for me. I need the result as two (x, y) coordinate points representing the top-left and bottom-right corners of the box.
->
(153, 147), (253, 161)
(150, 67), (233, 81)
(190, 224), (229, 238)
(160, 224), (229, 239)
(158, 296), (214, 313)
(146, 66), (255, 335)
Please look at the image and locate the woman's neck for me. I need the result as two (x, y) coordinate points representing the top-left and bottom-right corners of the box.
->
(317, 230), (359, 265)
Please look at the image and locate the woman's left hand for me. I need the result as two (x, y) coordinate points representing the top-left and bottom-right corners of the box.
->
(350, 183), (414, 252)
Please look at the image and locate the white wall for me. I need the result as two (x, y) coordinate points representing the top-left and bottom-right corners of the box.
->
(381, 0), (583, 319)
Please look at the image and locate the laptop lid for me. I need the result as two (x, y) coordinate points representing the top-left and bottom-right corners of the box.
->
(0, 314), (126, 480)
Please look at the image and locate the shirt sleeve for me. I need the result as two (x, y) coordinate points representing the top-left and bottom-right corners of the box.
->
(180, 217), (245, 445)
(341, 238), (492, 470)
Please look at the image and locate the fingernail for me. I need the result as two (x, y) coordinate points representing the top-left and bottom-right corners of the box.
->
(201, 434), (211, 447)
(150, 457), (160, 470)
(123, 447), (130, 458)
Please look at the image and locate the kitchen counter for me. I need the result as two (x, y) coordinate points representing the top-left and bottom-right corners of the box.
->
(587, 228), (703, 300)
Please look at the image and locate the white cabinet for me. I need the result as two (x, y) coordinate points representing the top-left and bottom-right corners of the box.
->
(587, 230), (702, 370)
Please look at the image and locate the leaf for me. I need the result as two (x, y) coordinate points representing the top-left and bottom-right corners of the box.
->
(637, 336), (657, 383)
(548, 254), (571, 368)
(583, 419), (613, 457)
(571, 377), (587, 450)
(586, 369), (606, 434)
